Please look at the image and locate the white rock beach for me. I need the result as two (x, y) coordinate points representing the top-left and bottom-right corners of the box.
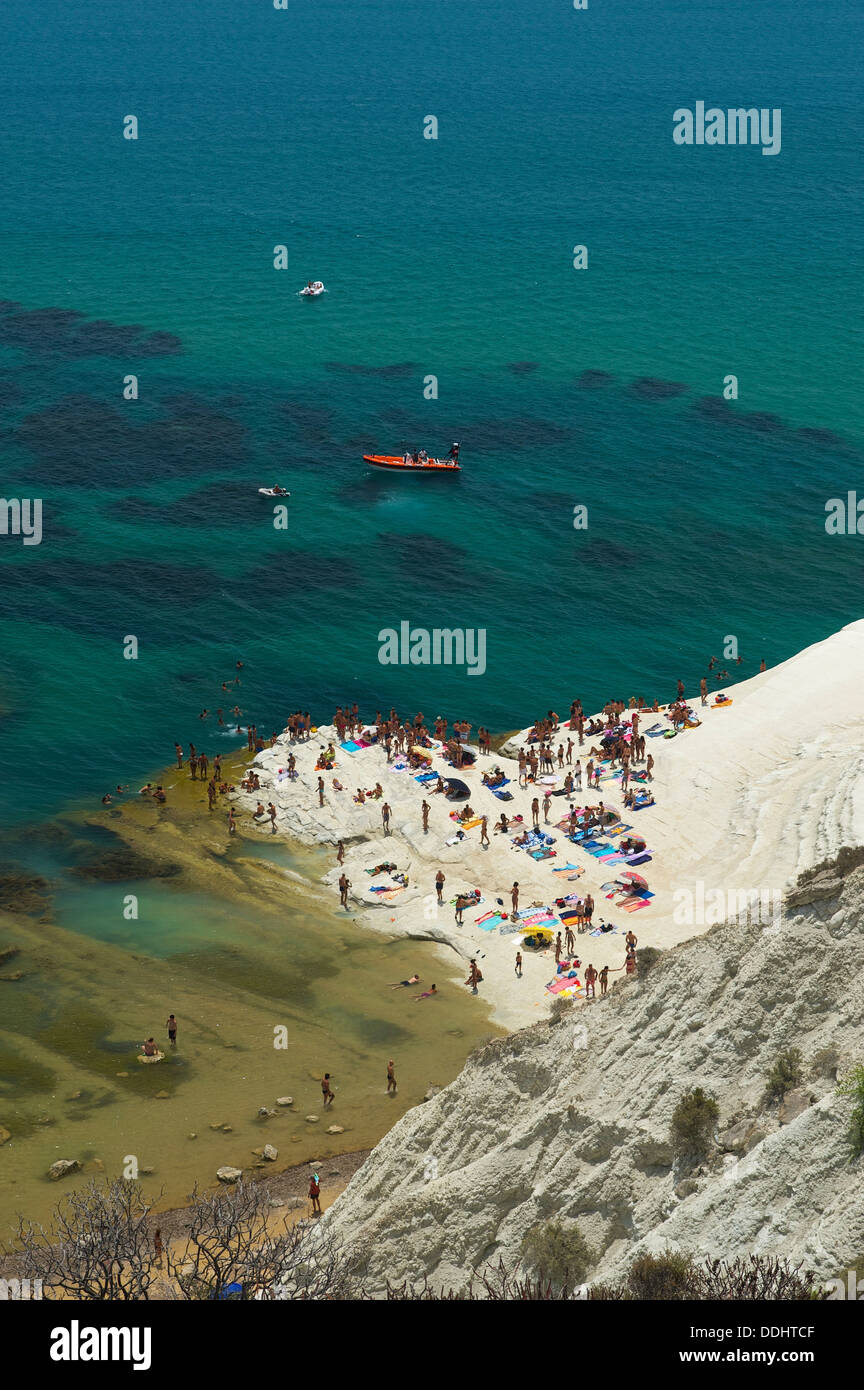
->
(233, 619), (864, 1031)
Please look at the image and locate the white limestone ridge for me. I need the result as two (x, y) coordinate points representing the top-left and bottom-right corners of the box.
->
(323, 852), (864, 1292)
(312, 619), (864, 1291)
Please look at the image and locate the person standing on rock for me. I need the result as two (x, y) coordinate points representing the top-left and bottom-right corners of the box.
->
(336, 839), (345, 865)
(174, 742), (184, 769)
(584, 963), (598, 998)
(435, 870), (445, 904)
(321, 1074), (334, 1107)
(227, 807), (236, 835)
(386, 1059), (397, 1094)
(268, 803), (277, 834)
(515, 950), (523, 978)
(382, 802), (391, 834)
(339, 872), (350, 909)
(466, 959), (482, 992)
(598, 964), (610, 996)
(207, 779), (217, 811)
(584, 893), (594, 926)
(421, 800), (430, 833)
(317, 776), (325, 807)
(511, 882), (520, 915)
(543, 793), (551, 823)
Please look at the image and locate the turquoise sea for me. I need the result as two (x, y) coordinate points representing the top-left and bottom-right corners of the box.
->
(1, 0), (863, 827)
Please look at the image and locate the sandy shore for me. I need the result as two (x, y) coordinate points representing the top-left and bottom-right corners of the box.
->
(231, 620), (864, 1029)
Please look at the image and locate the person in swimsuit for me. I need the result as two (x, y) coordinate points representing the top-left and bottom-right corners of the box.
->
(309, 1173), (322, 1215)
(321, 1074), (334, 1107)
(389, 974), (420, 989)
(141, 1037), (158, 1057)
(166, 1015), (177, 1047)
(414, 984), (438, 1001)
(386, 1059), (397, 1094)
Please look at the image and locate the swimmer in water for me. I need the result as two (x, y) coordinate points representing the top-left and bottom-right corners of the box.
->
(389, 975), (421, 989)
(413, 984), (438, 1001)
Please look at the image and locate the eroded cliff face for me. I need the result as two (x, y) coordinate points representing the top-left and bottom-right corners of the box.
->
(324, 858), (864, 1294)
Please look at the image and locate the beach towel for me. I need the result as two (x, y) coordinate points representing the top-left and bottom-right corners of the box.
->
(340, 740), (362, 752)
(530, 848), (557, 861)
(546, 976), (581, 995)
(499, 919), (525, 936)
(414, 771), (439, 784)
(623, 900), (650, 912)
(589, 924), (618, 936)
(521, 912), (557, 928)
(475, 915), (505, 932)
(444, 833), (465, 846)
(552, 864), (582, 876)
(625, 852), (652, 865)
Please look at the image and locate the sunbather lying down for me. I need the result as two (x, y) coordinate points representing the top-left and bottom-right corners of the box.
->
(366, 861), (397, 876)
(620, 837), (646, 854)
(482, 767), (506, 787)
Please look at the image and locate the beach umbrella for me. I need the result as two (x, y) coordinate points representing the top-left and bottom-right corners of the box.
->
(621, 871), (648, 888)
(522, 926), (554, 946)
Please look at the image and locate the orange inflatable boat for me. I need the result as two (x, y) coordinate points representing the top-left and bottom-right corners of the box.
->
(364, 454), (461, 473)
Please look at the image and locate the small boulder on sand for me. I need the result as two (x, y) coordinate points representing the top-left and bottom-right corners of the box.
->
(305, 1114), (319, 1124)
(276, 1096), (294, 1107)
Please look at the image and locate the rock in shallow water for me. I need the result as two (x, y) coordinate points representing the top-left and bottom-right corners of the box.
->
(47, 1159), (81, 1181)
(216, 1166), (243, 1183)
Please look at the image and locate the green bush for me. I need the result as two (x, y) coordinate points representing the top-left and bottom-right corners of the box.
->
(671, 1087), (719, 1161)
(626, 1249), (696, 1300)
(836, 1064), (864, 1158)
(635, 946), (662, 976)
(520, 1220), (593, 1292)
(809, 1047), (839, 1081)
(766, 1047), (803, 1102)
